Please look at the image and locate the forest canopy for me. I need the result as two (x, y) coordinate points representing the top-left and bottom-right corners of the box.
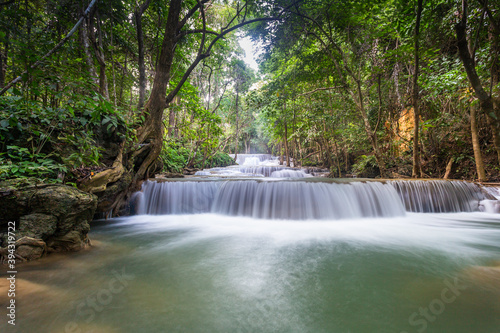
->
(0, 0), (499, 214)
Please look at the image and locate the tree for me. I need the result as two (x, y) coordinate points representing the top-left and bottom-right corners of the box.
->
(412, 0), (423, 178)
(455, 0), (500, 165)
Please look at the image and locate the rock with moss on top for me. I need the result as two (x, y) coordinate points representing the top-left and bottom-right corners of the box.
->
(0, 178), (97, 261)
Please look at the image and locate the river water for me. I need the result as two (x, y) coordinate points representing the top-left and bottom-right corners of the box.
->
(2, 154), (500, 333)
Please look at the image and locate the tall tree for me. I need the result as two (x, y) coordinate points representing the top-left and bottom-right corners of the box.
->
(455, 0), (500, 164)
(134, 0), (151, 110)
(412, 0), (423, 178)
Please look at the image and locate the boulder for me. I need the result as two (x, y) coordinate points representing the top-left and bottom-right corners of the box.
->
(0, 179), (97, 261)
(18, 213), (57, 239)
(15, 237), (47, 261)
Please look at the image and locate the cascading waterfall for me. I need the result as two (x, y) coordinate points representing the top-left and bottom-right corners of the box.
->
(211, 180), (405, 219)
(194, 166), (311, 178)
(230, 153), (274, 165)
(136, 181), (219, 214)
(236, 166), (298, 177)
(134, 179), (490, 219)
(389, 180), (484, 212)
(270, 169), (310, 178)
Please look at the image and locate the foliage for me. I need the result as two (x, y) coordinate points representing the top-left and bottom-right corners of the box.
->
(0, 146), (67, 182)
(0, 0), (498, 184)
(0, 90), (131, 182)
(161, 141), (190, 174)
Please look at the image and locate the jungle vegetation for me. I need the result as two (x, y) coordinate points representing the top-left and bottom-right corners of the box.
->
(0, 0), (499, 214)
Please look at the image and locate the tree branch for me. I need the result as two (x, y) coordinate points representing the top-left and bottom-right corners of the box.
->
(297, 86), (340, 96)
(177, 0), (211, 31)
(177, 29), (219, 40)
(166, 14), (287, 106)
(211, 79), (232, 114)
(477, 0), (500, 35)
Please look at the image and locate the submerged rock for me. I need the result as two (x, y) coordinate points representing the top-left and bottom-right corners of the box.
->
(0, 179), (97, 261)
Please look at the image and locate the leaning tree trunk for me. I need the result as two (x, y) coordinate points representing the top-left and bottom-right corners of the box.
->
(456, 1), (500, 165)
(488, 22), (500, 163)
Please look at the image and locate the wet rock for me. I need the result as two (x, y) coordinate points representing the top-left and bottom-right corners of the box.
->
(183, 168), (200, 175)
(156, 172), (185, 178)
(46, 230), (89, 252)
(15, 237), (47, 261)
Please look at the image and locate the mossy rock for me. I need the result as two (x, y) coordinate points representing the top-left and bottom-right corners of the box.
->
(0, 179), (97, 260)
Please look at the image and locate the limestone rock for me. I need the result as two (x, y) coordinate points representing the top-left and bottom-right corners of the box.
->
(0, 179), (97, 260)
(47, 230), (90, 252)
(18, 213), (57, 239)
(15, 237), (47, 261)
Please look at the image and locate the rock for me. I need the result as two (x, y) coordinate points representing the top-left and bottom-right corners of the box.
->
(15, 237), (47, 261)
(46, 230), (89, 252)
(18, 213), (57, 239)
(0, 179), (97, 261)
(182, 168), (200, 175)
(156, 172), (185, 178)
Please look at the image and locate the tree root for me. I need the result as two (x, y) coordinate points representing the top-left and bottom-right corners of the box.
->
(80, 143), (125, 193)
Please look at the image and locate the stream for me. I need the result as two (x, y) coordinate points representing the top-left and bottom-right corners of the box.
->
(2, 154), (500, 333)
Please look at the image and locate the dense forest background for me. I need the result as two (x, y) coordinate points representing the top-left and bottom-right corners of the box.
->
(0, 0), (499, 214)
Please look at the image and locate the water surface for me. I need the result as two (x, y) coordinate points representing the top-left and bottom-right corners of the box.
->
(3, 212), (500, 333)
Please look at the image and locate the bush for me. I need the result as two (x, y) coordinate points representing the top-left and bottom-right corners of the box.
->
(0, 93), (131, 182)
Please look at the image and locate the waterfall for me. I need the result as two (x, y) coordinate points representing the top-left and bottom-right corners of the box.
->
(237, 166), (293, 177)
(136, 181), (219, 215)
(135, 179), (489, 219)
(212, 180), (405, 219)
(136, 180), (403, 219)
(270, 169), (310, 178)
(388, 180), (484, 213)
(230, 154), (274, 165)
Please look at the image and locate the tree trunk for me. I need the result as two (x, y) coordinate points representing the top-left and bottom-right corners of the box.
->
(333, 139), (342, 177)
(233, 89), (239, 160)
(455, 1), (500, 165)
(96, 12), (109, 99)
(444, 158), (453, 179)
(110, 23), (117, 106)
(355, 80), (387, 177)
(412, 0), (423, 178)
(488, 22), (500, 162)
(135, 0), (151, 110)
(284, 119), (289, 166)
(470, 104), (487, 181)
(134, 0), (183, 181)
(168, 96), (179, 137)
(279, 142), (284, 165)
(88, 10), (109, 99)
(0, 33), (6, 89)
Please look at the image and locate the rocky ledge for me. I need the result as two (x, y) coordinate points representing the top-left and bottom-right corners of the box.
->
(0, 179), (97, 261)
